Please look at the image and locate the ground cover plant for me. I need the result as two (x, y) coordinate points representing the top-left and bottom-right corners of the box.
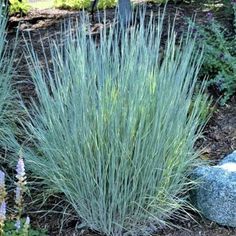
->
(5, 10), (211, 235)
(8, 0), (30, 15)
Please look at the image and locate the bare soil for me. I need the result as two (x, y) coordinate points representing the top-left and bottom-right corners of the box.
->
(6, 2), (236, 235)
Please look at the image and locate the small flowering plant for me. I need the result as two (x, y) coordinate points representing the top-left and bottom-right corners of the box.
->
(15, 157), (27, 232)
(0, 157), (47, 236)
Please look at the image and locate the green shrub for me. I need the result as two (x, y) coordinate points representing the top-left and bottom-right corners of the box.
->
(54, 0), (91, 9)
(17, 13), (209, 235)
(54, 0), (116, 10)
(188, 3), (236, 104)
(9, 0), (30, 15)
(53, 0), (169, 10)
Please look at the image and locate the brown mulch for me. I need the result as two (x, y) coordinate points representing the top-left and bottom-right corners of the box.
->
(6, 2), (236, 236)
(199, 101), (236, 164)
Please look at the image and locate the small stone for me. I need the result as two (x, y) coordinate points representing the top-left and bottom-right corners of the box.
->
(192, 151), (236, 227)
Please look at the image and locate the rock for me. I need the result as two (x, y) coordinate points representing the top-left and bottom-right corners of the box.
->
(219, 150), (236, 165)
(192, 151), (236, 227)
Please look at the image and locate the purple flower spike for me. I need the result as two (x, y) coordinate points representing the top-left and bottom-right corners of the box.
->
(25, 216), (30, 225)
(15, 186), (21, 203)
(0, 171), (5, 188)
(0, 201), (6, 219)
(232, 0), (236, 4)
(16, 158), (25, 178)
(206, 12), (214, 21)
(15, 219), (21, 230)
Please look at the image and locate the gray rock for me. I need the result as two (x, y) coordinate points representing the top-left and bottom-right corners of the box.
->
(192, 151), (236, 227)
(219, 150), (236, 165)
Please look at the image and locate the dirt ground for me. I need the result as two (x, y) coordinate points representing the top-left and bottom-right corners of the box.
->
(6, 2), (236, 235)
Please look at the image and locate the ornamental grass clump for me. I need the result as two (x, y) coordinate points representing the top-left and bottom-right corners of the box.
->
(21, 13), (209, 235)
(0, 4), (18, 148)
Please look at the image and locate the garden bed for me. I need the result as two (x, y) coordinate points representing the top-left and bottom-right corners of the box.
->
(6, 2), (236, 235)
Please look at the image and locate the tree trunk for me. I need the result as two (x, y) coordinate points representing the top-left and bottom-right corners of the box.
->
(117, 0), (132, 26)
